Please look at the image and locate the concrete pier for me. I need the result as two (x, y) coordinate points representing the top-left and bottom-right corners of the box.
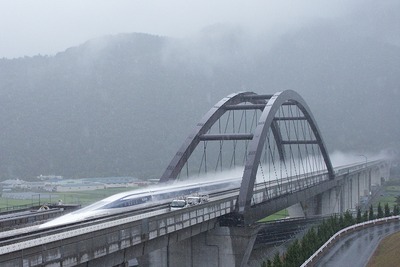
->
(0, 161), (390, 267)
(139, 225), (260, 267)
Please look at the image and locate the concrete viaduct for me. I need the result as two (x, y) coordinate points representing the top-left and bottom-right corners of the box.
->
(0, 91), (391, 267)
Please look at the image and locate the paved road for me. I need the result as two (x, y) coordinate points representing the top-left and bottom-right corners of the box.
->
(315, 221), (400, 267)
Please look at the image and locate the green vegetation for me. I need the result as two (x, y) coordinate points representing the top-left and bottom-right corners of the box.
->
(53, 187), (139, 206)
(375, 180), (400, 208)
(0, 198), (33, 209)
(258, 209), (289, 222)
(367, 180), (400, 267)
(261, 203), (399, 267)
(0, 186), (139, 209)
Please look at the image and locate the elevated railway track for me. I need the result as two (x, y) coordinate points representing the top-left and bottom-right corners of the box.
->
(0, 160), (384, 249)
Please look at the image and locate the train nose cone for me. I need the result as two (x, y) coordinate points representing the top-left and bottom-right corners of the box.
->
(39, 213), (82, 228)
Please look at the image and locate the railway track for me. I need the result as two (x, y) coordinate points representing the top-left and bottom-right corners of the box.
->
(0, 203), (169, 247)
(0, 186), (240, 249)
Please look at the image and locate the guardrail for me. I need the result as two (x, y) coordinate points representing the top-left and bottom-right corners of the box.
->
(334, 159), (386, 177)
(301, 215), (400, 267)
(0, 203), (40, 214)
(0, 160), (389, 265)
(251, 159), (388, 206)
(0, 208), (65, 230)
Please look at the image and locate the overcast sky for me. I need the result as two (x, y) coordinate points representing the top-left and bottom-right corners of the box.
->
(0, 0), (356, 59)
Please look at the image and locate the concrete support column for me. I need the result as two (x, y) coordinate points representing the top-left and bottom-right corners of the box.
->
(342, 178), (352, 211)
(301, 195), (319, 217)
(320, 187), (340, 215)
(86, 251), (128, 267)
(361, 170), (370, 196)
(356, 173), (361, 205)
(140, 225), (260, 267)
(371, 167), (382, 186)
(287, 203), (305, 218)
(350, 176), (359, 210)
(199, 225), (260, 267)
(137, 248), (168, 267)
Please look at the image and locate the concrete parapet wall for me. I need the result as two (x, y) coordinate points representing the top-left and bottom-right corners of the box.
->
(0, 198), (235, 267)
(0, 209), (65, 229)
(0, 160), (390, 266)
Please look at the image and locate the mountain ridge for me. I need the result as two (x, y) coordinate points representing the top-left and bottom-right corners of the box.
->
(0, 17), (399, 180)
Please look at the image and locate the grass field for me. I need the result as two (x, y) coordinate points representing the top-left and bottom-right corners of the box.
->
(2, 178), (400, 215)
(374, 183), (400, 208)
(0, 186), (140, 210)
(365, 179), (400, 266)
(53, 187), (140, 206)
(367, 231), (400, 267)
(0, 198), (33, 209)
(258, 209), (289, 222)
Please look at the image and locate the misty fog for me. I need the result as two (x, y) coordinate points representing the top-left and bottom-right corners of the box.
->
(0, 1), (398, 180)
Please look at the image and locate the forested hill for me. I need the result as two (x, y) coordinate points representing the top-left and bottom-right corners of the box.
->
(0, 9), (399, 180)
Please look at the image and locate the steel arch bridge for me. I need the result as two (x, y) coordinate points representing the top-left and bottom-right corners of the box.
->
(159, 90), (334, 220)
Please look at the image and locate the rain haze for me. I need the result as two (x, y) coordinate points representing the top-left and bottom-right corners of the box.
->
(0, 0), (399, 180)
(2, 0), (355, 58)
(0, 2), (400, 266)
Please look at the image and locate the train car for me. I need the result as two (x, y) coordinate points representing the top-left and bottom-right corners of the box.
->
(40, 177), (240, 228)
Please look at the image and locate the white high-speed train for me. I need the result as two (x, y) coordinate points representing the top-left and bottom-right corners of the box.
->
(40, 177), (241, 228)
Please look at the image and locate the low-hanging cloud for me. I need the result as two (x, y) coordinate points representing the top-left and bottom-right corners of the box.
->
(0, 0), (361, 58)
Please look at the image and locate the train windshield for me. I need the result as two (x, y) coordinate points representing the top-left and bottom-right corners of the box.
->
(170, 200), (186, 208)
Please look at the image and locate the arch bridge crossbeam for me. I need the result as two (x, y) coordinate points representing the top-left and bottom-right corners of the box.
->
(159, 92), (272, 182)
(159, 90), (334, 219)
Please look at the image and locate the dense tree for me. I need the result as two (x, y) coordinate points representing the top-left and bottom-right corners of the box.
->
(264, 202), (400, 267)
(262, 208), (396, 267)
(393, 205), (400, 216)
(272, 252), (282, 267)
(377, 202), (384, 219)
(356, 207), (362, 223)
(284, 239), (301, 267)
(301, 227), (318, 261)
(384, 203), (391, 217)
(369, 204), (375, 220)
(395, 195), (400, 206)
(363, 210), (369, 222)
(344, 210), (355, 226)
(339, 214), (345, 228)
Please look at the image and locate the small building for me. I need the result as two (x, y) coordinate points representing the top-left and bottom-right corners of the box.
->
(53, 183), (104, 192)
(20, 181), (46, 190)
(0, 179), (26, 189)
(81, 177), (145, 188)
(37, 175), (63, 181)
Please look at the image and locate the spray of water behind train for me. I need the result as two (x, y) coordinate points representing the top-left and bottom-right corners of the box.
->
(39, 170), (243, 228)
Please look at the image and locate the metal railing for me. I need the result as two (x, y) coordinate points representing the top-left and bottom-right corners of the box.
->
(301, 215), (400, 266)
